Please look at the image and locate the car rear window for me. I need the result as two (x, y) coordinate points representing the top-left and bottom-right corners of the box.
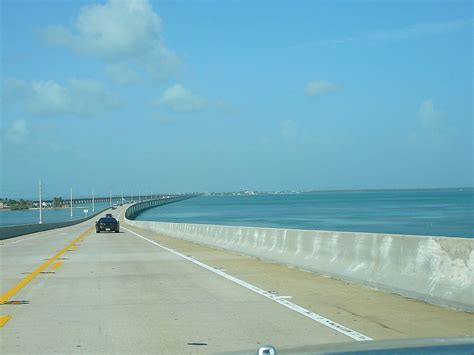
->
(99, 218), (116, 223)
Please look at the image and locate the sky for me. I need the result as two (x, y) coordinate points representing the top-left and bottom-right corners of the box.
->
(1, 0), (472, 199)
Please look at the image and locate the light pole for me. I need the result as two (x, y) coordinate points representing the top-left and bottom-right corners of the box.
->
(70, 188), (73, 217)
(109, 190), (112, 207)
(39, 179), (43, 224)
(121, 191), (124, 204)
(92, 188), (95, 212)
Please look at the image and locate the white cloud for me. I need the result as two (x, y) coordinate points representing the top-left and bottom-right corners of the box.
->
(5, 119), (30, 144)
(42, 0), (180, 81)
(408, 99), (456, 146)
(43, 0), (160, 59)
(305, 80), (339, 97)
(105, 63), (139, 84)
(159, 84), (206, 112)
(3, 78), (120, 116)
(284, 19), (473, 50)
(342, 19), (473, 45)
(418, 99), (442, 129)
(142, 46), (180, 81)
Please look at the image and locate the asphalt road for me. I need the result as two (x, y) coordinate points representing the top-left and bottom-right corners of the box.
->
(1, 206), (472, 354)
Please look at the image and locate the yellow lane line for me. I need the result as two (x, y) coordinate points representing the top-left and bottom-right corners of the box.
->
(0, 315), (12, 328)
(51, 261), (63, 271)
(0, 227), (93, 304)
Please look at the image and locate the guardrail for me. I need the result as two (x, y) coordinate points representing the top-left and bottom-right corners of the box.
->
(125, 195), (199, 220)
(123, 219), (474, 312)
(0, 207), (110, 240)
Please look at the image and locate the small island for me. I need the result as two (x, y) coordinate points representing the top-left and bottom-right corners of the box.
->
(0, 197), (66, 210)
(0, 198), (32, 210)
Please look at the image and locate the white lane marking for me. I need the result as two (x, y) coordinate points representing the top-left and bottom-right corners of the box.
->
(275, 296), (293, 299)
(123, 226), (373, 342)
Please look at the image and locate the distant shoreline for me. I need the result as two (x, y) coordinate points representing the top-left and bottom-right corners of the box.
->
(1, 186), (472, 201)
(0, 206), (95, 212)
(207, 186), (473, 196)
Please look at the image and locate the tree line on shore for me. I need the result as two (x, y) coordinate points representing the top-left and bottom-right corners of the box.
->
(0, 197), (66, 210)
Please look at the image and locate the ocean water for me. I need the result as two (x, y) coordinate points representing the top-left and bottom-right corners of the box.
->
(0, 202), (111, 227)
(135, 189), (474, 238)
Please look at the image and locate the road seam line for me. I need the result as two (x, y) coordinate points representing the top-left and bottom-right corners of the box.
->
(123, 226), (373, 342)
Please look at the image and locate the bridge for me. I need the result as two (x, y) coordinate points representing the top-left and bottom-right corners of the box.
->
(0, 198), (472, 353)
(31, 193), (189, 206)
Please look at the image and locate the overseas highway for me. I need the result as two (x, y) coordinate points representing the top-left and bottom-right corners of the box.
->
(0, 205), (472, 353)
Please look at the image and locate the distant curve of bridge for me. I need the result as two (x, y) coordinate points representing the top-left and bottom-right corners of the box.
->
(32, 194), (189, 205)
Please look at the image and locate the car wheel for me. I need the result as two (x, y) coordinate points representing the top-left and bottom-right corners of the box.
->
(115, 229), (119, 233)
(96, 230), (100, 233)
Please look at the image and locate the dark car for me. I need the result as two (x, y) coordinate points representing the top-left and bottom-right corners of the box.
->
(96, 216), (119, 233)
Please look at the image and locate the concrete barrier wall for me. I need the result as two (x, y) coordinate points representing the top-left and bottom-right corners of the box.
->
(125, 196), (196, 220)
(125, 218), (474, 312)
(0, 207), (110, 240)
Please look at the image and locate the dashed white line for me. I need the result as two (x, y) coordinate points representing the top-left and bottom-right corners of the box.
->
(123, 226), (373, 342)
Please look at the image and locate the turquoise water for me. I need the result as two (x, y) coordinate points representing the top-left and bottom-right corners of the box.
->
(136, 189), (474, 238)
(0, 202), (111, 227)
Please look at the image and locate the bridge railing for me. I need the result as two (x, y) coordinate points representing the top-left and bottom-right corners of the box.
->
(124, 218), (474, 312)
(125, 195), (198, 220)
(0, 206), (111, 240)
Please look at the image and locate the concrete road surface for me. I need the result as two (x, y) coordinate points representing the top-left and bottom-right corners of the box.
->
(1, 206), (472, 354)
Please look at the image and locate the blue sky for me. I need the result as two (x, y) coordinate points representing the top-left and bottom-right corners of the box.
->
(1, 0), (472, 198)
